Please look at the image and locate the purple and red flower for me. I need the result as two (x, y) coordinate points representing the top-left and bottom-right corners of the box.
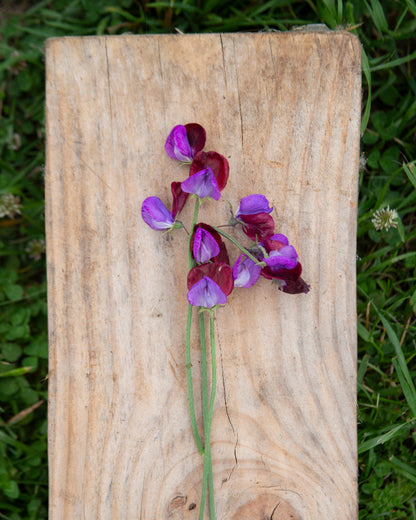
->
(234, 194), (275, 242)
(165, 123), (206, 162)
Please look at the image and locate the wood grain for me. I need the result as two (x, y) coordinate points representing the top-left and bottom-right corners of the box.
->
(46, 32), (361, 519)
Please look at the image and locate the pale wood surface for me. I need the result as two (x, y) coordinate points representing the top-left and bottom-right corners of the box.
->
(46, 32), (361, 519)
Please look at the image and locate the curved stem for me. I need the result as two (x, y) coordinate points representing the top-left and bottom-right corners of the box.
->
(211, 225), (265, 266)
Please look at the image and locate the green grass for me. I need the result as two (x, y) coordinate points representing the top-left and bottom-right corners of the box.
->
(0, 0), (415, 518)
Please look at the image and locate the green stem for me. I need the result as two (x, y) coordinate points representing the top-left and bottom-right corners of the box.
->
(186, 303), (203, 454)
(211, 225), (265, 266)
(198, 310), (209, 520)
(185, 198), (203, 453)
(207, 314), (217, 519)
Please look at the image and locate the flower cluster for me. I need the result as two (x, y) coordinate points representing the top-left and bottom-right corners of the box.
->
(141, 123), (309, 519)
(141, 123), (309, 308)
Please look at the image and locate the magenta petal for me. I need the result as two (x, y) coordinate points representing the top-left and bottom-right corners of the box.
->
(193, 227), (220, 264)
(165, 125), (193, 161)
(187, 276), (227, 308)
(141, 196), (174, 230)
(264, 246), (298, 270)
(181, 168), (221, 200)
(235, 194), (273, 217)
(232, 255), (261, 288)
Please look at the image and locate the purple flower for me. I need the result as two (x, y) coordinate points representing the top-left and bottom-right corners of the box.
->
(141, 196), (175, 230)
(263, 246), (299, 270)
(165, 124), (206, 162)
(193, 227), (220, 264)
(181, 168), (221, 200)
(235, 194), (273, 218)
(187, 276), (227, 308)
(232, 255), (261, 288)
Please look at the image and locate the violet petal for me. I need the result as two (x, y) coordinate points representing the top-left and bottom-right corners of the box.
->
(235, 194), (273, 217)
(141, 196), (175, 230)
(181, 168), (221, 200)
(232, 255), (261, 288)
(193, 227), (220, 264)
(264, 246), (298, 270)
(187, 276), (227, 308)
(165, 125), (193, 161)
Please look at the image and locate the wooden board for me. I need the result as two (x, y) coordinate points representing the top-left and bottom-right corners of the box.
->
(46, 32), (361, 519)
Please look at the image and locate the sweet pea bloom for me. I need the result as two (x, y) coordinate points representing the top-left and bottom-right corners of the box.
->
(235, 194), (273, 218)
(234, 194), (275, 242)
(181, 168), (221, 200)
(165, 124), (206, 162)
(141, 196), (175, 230)
(190, 151), (229, 191)
(232, 254), (261, 288)
(187, 276), (227, 308)
(192, 223), (230, 265)
(193, 227), (220, 264)
(253, 233), (309, 294)
(188, 262), (234, 296)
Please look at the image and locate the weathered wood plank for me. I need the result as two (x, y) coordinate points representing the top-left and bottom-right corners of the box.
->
(46, 32), (361, 519)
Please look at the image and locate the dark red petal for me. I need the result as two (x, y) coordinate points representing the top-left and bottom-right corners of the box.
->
(239, 213), (275, 242)
(261, 262), (302, 281)
(190, 151), (229, 191)
(280, 277), (310, 294)
(187, 262), (234, 296)
(171, 181), (189, 218)
(191, 223), (230, 265)
(185, 123), (206, 156)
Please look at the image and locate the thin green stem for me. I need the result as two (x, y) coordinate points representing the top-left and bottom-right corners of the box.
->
(186, 303), (203, 454)
(207, 314), (217, 519)
(185, 197), (203, 453)
(198, 310), (209, 520)
(211, 225), (265, 266)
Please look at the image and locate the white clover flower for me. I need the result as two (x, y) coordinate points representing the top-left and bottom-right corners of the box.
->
(371, 206), (399, 231)
(25, 238), (46, 260)
(0, 193), (22, 218)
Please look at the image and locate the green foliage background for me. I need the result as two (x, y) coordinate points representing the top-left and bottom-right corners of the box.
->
(0, 0), (415, 518)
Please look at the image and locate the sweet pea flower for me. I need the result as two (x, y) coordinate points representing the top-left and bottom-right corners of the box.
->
(234, 194), (275, 242)
(181, 168), (221, 200)
(188, 262), (234, 296)
(187, 276), (227, 308)
(165, 124), (206, 162)
(189, 151), (229, 191)
(192, 223), (230, 265)
(141, 196), (176, 230)
(232, 254), (261, 288)
(253, 233), (309, 294)
(193, 227), (220, 264)
(235, 194), (273, 218)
